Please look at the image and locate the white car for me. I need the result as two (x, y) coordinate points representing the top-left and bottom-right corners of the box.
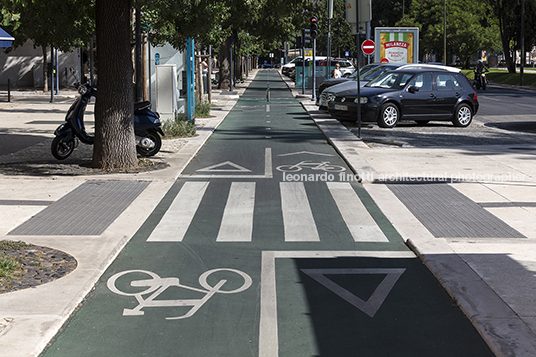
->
(282, 57), (308, 76)
(335, 59), (356, 77)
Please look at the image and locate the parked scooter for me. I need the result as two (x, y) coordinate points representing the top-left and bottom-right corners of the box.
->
(51, 83), (164, 160)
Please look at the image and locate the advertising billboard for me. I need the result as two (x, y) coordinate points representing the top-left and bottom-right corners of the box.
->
(374, 27), (419, 64)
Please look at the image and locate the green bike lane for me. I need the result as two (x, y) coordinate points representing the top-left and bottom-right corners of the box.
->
(41, 70), (493, 356)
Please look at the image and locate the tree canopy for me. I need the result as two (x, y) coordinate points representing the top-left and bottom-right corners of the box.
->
(397, 0), (501, 67)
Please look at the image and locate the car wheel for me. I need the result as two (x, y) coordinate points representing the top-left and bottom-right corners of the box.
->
(452, 103), (473, 127)
(378, 103), (399, 128)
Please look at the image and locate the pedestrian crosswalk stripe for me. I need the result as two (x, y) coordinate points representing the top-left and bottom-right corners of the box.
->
(280, 182), (320, 242)
(217, 182), (256, 242)
(327, 182), (389, 242)
(146, 181), (388, 243)
(146, 181), (209, 242)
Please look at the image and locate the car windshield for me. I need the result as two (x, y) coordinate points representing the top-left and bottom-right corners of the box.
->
(366, 72), (414, 89)
(361, 66), (397, 81)
(349, 64), (376, 79)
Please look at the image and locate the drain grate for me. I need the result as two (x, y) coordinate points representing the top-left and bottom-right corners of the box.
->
(8, 180), (149, 236)
(386, 181), (526, 238)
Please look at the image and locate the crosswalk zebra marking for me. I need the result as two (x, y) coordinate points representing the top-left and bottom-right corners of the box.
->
(146, 181), (209, 242)
(280, 182), (320, 242)
(146, 181), (389, 243)
(217, 182), (256, 242)
(327, 182), (389, 242)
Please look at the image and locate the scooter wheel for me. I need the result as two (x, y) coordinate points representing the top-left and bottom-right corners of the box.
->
(51, 135), (75, 160)
(136, 130), (162, 157)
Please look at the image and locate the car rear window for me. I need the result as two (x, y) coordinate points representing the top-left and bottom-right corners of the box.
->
(436, 73), (463, 90)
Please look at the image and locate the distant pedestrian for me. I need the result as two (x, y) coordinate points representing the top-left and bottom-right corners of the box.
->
(333, 64), (342, 78)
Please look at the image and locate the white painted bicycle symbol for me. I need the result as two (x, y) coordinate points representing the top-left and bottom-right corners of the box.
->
(276, 160), (346, 173)
(107, 268), (252, 320)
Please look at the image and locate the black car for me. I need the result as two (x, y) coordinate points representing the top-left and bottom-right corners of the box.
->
(316, 63), (403, 109)
(326, 69), (479, 128)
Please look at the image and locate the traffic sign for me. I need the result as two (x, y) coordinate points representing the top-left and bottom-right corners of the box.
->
(361, 39), (375, 55)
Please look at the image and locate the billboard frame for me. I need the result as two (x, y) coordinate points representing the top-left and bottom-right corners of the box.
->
(374, 27), (419, 64)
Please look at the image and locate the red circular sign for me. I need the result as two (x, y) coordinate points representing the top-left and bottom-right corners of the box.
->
(361, 40), (375, 55)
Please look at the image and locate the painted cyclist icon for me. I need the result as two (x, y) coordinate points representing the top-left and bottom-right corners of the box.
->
(107, 268), (252, 320)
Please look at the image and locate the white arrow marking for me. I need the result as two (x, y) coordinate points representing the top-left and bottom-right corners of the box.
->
(300, 268), (406, 317)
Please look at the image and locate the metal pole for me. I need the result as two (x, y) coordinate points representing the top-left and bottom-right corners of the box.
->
(312, 38), (316, 101)
(520, 0), (525, 86)
(50, 47), (55, 103)
(208, 45), (212, 103)
(230, 43), (233, 92)
(135, 8), (143, 102)
(327, 0), (333, 78)
(356, 2), (361, 138)
(302, 45), (305, 94)
(443, 0), (447, 65)
(148, 40), (152, 103)
(7, 79), (10, 102)
(90, 37), (95, 86)
(327, 19), (331, 78)
(55, 48), (59, 94)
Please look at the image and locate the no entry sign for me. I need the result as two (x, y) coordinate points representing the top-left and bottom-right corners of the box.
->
(361, 39), (375, 55)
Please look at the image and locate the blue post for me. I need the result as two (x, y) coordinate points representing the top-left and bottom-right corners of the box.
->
(186, 38), (196, 120)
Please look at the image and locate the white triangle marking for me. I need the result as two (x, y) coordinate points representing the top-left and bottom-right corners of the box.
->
(278, 151), (333, 157)
(196, 161), (252, 172)
(300, 268), (406, 317)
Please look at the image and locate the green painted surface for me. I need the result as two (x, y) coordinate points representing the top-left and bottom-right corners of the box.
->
(41, 70), (493, 357)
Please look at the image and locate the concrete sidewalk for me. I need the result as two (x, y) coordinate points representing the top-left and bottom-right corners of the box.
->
(1, 69), (536, 356)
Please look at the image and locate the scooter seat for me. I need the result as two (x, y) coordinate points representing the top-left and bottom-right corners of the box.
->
(134, 101), (152, 111)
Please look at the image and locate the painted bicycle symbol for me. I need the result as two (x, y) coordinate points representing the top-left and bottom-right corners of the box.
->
(107, 268), (252, 320)
(276, 160), (346, 173)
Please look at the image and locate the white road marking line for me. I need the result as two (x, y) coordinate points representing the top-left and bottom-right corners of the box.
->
(259, 251), (278, 357)
(265, 147), (272, 178)
(280, 182), (320, 241)
(147, 181), (209, 242)
(327, 182), (389, 242)
(217, 182), (256, 242)
(189, 148), (273, 179)
(258, 251), (415, 356)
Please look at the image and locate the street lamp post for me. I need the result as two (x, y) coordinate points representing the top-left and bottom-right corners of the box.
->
(444, 0), (447, 65)
(327, 0), (333, 78)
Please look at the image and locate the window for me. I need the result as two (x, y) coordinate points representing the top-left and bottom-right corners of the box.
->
(436, 73), (453, 90)
(410, 73), (433, 91)
(367, 72), (414, 90)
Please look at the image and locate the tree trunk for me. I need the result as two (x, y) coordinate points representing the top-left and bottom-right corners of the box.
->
(218, 37), (231, 89)
(496, 0), (517, 73)
(42, 46), (48, 93)
(92, 0), (138, 169)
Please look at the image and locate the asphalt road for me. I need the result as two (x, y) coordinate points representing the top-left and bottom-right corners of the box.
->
(40, 70), (493, 356)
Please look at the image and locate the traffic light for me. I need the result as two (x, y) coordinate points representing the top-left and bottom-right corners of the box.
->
(302, 28), (311, 46)
(310, 16), (318, 39)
